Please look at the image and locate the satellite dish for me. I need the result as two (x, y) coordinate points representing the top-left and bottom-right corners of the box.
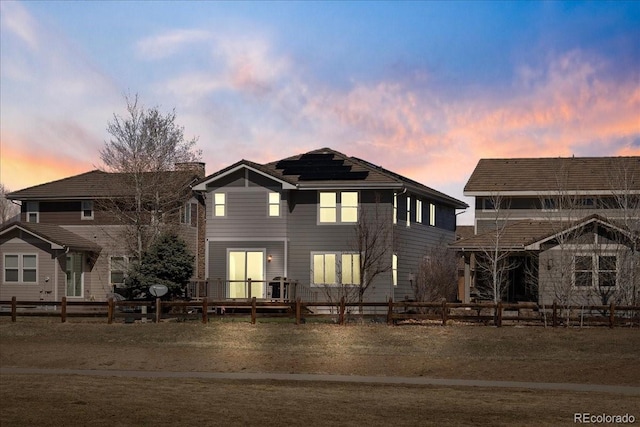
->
(149, 284), (169, 297)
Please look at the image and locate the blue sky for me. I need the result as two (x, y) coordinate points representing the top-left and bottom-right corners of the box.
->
(1, 1), (639, 224)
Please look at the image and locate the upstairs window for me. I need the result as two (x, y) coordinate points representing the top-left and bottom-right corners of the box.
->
(416, 200), (423, 224)
(26, 202), (39, 223)
(406, 196), (411, 227)
(392, 254), (398, 286)
(429, 203), (436, 226)
(214, 193), (226, 217)
(542, 198), (558, 212)
(81, 201), (94, 220)
(182, 203), (191, 224)
(319, 192), (359, 224)
(268, 192), (281, 217)
(393, 193), (398, 225)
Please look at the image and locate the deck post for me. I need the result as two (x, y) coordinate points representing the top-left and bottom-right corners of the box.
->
(202, 298), (208, 323)
(251, 297), (257, 324)
(61, 297), (67, 323)
(248, 278), (252, 301)
(609, 302), (615, 329)
(11, 296), (16, 322)
(295, 297), (302, 325)
(107, 298), (114, 324)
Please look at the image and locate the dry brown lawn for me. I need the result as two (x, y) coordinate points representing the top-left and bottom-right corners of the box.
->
(1, 318), (639, 426)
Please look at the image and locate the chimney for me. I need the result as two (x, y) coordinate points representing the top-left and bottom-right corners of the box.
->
(175, 162), (206, 178)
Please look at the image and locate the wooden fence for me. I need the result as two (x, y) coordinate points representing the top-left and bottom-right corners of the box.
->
(1, 296), (639, 328)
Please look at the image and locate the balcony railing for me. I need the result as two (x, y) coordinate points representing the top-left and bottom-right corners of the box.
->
(187, 278), (318, 302)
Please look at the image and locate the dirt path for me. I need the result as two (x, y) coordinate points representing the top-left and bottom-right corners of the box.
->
(3, 367), (639, 395)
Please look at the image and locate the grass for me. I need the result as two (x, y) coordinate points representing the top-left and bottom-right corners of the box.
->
(1, 318), (639, 426)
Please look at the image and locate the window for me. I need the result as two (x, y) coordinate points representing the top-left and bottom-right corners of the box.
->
(429, 203), (436, 226)
(110, 256), (128, 286)
(4, 254), (37, 283)
(406, 196), (411, 227)
(482, 198), (497, 211)
(313, 253), (337, 285)
(319, 192), (359, 224)
(542, 198), (558, 212)
(392, 253), (398, 286)
(181, 203), (191, 224)
(393, 193), (398, 225)
(574, 254), (617, 288)
(416, 200), (423, 224)
(341, 192), (358, 223)
(341, 253), (361, 285)
(214, 193), (226, 217)
(26, 202), (39, 223)
(312, 252), (362, 286)
(81, 201), (94, 220)
(268, 192), (280, 217)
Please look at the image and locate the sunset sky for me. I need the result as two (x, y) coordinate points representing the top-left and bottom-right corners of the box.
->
(1, 1), (639, 224)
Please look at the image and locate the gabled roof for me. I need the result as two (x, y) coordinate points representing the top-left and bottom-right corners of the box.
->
(196, 147), (468, 208)
(8, 169), (202, 201)
(0, 222), (102, 252)
(464, 156), (640, 196)
(451, 215), (636, 252)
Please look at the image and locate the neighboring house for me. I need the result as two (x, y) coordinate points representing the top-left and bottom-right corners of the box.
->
(1, 164), (206, 302)
(452, 156), (640, 306)
(193, 148), (468, 304)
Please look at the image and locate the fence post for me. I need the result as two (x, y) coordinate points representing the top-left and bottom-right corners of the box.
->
(496, 301), (503, 327)
(552, 300), (558, 328)
(11, 296), (16, 322)
(387, 297), (394, 325)
(202, 298), (208, 324)
(155, 298), (161, 323)
(107, 298), (114, 324)
(609, 302), (615, 329)
(441, 299), (447, 326)
(295, 297), (302, 325)
(61, 296), (67, 323)
(339, 297), (345, 325)
(251, 297), (257, 324)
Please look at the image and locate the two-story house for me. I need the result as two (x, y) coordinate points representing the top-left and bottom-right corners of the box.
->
(452, 156), (640, 307)
(1, 164), (206, 302)
(194, 148), (468, 304)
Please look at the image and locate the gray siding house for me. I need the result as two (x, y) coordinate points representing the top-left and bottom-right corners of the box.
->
(452, 156), (640, 307)
(194, 148), (468, 304)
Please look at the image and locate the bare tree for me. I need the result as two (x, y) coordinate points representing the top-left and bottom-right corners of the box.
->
(352, 194), (395, 313)
(412, 239), (458, 303)
(99, 94), (202, 260)
(474, 192), (519, 304)
(0, 183), (19, 224)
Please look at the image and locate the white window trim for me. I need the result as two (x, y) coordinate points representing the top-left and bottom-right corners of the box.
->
(572, 252), (618, 290)
(416, 200), (423, 224)
(268, 192), (281, 217)
(393, 193), (398, 225)
(392, 253), (398, 287)
(81, 201), (94, 220)
(26, 202), (39, 223)
(310, 251), (361, 287)
(3, 253), (38, 284)
(429, 203), (436, 227)
(317, 191), (359, 225)
(213, 192), (226, 217)
(406, 196), (411, 228)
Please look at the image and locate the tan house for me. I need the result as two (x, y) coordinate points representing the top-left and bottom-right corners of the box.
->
(1, 165), (206, 302)
(453, 156), (640, 306)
